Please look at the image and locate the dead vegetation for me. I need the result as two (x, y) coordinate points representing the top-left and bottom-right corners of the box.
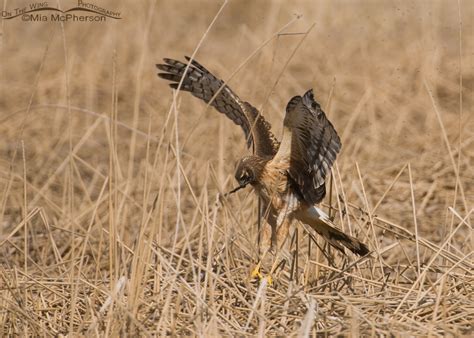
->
(0, 0), (473, 336)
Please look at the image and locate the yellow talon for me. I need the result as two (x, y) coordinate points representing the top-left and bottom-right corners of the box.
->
(266, 275), (273, 286)
(251, 263), (273, 286)
(251, 262), (263, 280)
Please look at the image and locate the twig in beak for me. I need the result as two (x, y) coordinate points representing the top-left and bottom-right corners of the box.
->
(216, 184), (247, 205)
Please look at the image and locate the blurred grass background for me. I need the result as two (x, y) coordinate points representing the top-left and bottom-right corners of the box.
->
(0, 0), (472, 335)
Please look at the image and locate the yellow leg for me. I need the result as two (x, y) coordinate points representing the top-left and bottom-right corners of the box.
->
(250, 247), (270, 281)
(251, 249), (285, 285)
(251, 219), (292, 285)
(250, 219), (273, 282)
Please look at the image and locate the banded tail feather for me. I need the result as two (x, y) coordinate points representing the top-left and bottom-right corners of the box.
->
(297, 206), (369, 256)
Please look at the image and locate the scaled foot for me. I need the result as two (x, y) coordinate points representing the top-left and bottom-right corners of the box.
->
(250, 262), (273, 285)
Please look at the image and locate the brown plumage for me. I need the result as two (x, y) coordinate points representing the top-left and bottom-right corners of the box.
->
(157, 57), (279, 158)
(157, 57), (369, 257)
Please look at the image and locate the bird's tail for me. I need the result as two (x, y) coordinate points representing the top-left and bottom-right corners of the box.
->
(297, 206), (369, 256)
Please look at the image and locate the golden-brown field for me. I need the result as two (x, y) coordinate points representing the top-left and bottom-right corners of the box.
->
(0, 0), (473, 336)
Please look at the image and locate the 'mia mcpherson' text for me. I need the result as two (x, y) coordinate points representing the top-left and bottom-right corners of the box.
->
(22, 13), (106, 22)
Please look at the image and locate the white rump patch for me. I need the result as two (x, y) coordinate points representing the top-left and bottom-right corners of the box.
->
(306, 205), (329, 221)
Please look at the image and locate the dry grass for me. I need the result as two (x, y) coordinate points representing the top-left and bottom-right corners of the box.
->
(1, 0), (473, 336)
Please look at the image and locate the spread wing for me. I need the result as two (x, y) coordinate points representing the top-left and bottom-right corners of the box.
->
(272, 89), (341, 205)
(156, 57), (279, 158)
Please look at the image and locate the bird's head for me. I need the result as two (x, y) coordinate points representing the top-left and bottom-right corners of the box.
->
(235, 156), (258, 188)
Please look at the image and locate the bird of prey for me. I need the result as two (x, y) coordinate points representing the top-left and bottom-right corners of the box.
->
(156, 57), (369, 275)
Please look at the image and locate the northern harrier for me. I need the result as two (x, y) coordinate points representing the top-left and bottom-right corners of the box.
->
(157, 57), (369, 275)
